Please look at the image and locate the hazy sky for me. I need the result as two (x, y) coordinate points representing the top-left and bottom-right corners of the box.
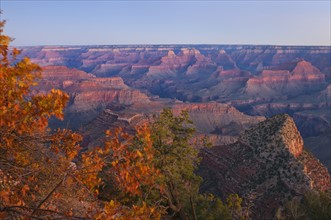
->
(1, 0), (330, 46)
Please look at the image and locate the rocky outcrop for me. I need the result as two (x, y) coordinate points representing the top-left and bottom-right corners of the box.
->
(69, 89), (149, 112)
(81, 109), (148, 149)
(214, 50), (237, 69)
(244, 60), (326, 98)
(239, 114), (304, 158)
(145, 48), (217, 78)
(199, 114), (331, 219)
(41, 65), (92, 80)
(34, 66), (93, 91)
(93, 64), (128, 77)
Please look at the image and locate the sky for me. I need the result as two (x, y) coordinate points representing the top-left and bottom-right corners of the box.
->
(0, 0), (330, 46)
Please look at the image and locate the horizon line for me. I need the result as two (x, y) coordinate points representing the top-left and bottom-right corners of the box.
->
(12, 43), (331, 48)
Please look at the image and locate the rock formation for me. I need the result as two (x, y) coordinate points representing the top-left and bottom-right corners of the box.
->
(172, 102), (264, 145)
(199, 114), (331, 219)
(244, 60), (326, 98)
(38, 66), (150, 129)
(81, 109), (148, 149)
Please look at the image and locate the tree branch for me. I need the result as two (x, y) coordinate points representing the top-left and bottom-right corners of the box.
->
(30, 173), (67, 217)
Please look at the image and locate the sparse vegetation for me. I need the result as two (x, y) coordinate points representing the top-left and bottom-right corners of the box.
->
(281, 190), (331, 220)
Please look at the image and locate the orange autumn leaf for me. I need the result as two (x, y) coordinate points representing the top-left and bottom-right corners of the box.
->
(21, 184), (30, 197)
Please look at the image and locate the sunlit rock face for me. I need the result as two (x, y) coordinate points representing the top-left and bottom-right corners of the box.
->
(40, 66), (149, 107)
(171, 102), (265, 146)
(37, 66), (150, 130)
(199, 114), (331, 219)
(171, 102), (264, 134)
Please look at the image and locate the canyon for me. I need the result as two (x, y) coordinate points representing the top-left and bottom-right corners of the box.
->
(38, 66), (264, 149)
(22, 45), (330, 172)
(21, 44), (330, 217)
